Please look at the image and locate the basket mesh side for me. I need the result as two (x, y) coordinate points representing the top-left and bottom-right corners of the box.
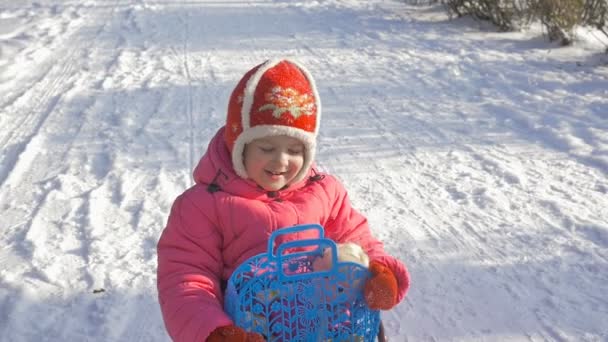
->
(226, 253), (380, 341)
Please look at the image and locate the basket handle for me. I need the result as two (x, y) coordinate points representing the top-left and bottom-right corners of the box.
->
(275, 238), (339, 282)
(267, 224), (325, 257)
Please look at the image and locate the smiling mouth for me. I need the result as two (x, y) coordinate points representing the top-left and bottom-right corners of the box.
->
(266, 170), (285, 176)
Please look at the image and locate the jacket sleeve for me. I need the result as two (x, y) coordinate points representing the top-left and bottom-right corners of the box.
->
(323, 176), (410, 303)
(157, 194), (232, 342)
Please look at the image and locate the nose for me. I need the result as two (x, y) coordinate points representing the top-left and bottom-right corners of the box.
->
(273, 151), (289, 166)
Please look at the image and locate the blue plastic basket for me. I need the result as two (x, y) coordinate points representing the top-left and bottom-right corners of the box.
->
(225, 224), (380, 342)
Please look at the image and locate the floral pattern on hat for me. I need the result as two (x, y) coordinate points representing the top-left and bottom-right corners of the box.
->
(259, 86), (316, 120)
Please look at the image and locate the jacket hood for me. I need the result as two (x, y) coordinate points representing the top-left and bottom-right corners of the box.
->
(193, 127), (314, 199)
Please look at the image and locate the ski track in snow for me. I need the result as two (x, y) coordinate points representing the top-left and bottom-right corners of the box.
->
(1, 0), (607, 341)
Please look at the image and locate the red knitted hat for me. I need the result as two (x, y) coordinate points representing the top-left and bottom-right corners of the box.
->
(225, 59), (321, 184)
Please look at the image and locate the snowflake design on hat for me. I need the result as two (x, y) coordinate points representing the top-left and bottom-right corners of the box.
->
(258, 86), (315, 120)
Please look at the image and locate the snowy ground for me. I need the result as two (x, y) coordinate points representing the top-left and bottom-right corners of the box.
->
(1, 0), (607, 341)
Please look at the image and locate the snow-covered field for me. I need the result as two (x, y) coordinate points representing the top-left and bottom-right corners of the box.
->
(1, 0), (607, 341)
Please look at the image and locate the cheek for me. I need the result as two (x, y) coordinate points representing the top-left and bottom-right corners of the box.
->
(291, 155), (305, 170)
(247, 159), (265, 174)
(244, 151), (263, 173)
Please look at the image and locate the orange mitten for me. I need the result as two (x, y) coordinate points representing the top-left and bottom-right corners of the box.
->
(364, 261), (399, 310)
(207, 325), (265, 342)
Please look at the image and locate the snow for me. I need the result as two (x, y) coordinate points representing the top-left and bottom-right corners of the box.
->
(1, 0), (607, 341)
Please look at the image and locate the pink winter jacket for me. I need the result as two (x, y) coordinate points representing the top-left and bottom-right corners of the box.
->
(157, 127), (410, 342)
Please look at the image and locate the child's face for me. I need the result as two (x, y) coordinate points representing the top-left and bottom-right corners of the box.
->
(243, 135), (305, 191)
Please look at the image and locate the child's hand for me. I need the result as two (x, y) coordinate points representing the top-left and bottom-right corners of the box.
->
(364, 261), (399, 310)
(207, 325), (265, 342)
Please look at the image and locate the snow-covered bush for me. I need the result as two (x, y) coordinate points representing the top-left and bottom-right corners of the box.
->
(443, 0), (523, 31)
(441, 0), (608, 47)
(527, 0), (583, 44)
(582, 0), (608, 44)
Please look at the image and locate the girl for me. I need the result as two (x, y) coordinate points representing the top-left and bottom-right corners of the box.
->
(157, 59), (410, 342)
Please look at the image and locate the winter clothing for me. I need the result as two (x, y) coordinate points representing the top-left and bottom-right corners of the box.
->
(157, 129), (409, 341)
(365, 261), (401, 310)
(224, 59), (320, 185)
(207, 325), (265, 342)
(156, 59), (410, 342)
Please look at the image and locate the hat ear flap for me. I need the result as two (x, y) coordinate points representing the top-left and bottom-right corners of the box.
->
(225, 63), (264, 152)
